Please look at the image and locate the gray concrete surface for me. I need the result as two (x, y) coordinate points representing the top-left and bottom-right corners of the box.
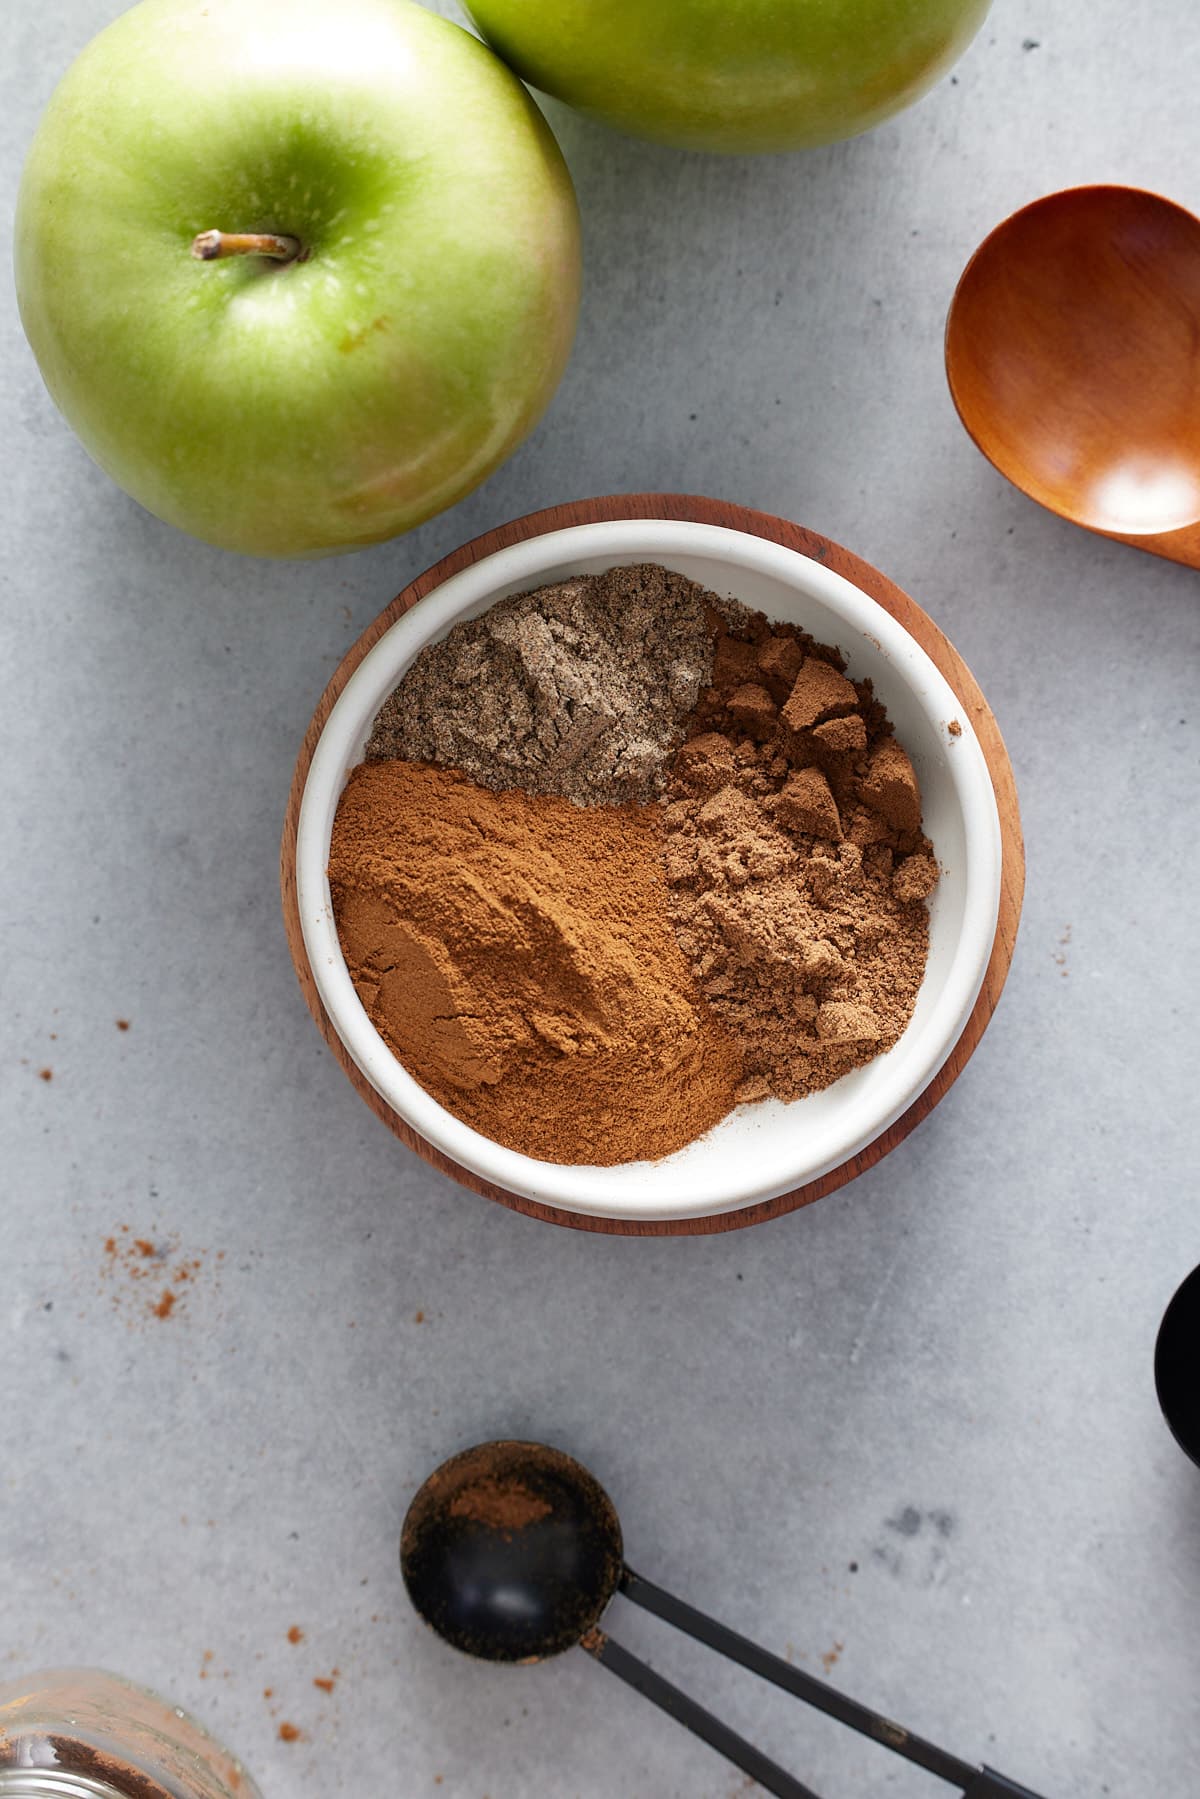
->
(2, 2), (1198, 1794)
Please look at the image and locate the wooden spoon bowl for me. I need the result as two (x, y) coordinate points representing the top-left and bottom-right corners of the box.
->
(945, 185), (1200, 567)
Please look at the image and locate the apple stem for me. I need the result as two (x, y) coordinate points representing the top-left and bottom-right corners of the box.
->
(191, 229), (304, 263)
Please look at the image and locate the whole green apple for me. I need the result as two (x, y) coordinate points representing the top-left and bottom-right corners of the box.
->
(15, 0), (581, 558)
(466, 0), (991, 154)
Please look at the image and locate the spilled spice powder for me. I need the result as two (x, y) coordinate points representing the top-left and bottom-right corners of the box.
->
(100, 1230), (214, 1325)
(329, 759), (741, 1163)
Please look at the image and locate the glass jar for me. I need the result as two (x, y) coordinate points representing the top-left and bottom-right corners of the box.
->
(0, 1671), (259, 1799)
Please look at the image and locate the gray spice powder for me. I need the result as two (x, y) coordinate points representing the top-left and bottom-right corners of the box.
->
(365, 562), (716, 806)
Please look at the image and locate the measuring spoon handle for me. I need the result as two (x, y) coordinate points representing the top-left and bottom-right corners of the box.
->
(963, 1774), (1051, 1799)
(581, 1628), (823, 1799)
(621, 1568), (1048, 1798)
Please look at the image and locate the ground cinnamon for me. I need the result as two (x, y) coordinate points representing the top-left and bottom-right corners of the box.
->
(329, 759), (741, 1164)
(447, 1476), (552, 1532)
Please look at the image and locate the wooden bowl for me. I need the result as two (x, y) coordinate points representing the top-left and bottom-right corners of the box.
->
(281, 494), (1024, 1236)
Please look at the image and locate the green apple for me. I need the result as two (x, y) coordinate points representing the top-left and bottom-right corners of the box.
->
(15, 0), (581, 558)
(466, 0), (991, 155)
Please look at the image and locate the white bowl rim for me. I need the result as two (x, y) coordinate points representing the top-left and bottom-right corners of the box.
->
(295, 518), (1003, 1222)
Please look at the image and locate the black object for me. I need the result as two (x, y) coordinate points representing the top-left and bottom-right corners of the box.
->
(400, 1440), (1051, 1799)
(1155, 1262), (1200, 1465)
(962, 1773), (1053, 1799)
(400, 1439), (622, 1660)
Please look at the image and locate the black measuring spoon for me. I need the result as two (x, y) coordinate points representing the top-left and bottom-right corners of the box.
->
(400, 1440), (1049, 1799)
(1156, 1261), (1200, 1466)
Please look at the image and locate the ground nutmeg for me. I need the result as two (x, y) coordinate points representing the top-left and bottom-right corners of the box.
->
(664, 605), (938, 1101)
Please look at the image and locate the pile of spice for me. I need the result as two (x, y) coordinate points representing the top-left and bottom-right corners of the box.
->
(366, 561), (712, 805)
(329, 563), (939, 1165)
(329, 758), (741, 1162)
(664, 606), (937, 1102)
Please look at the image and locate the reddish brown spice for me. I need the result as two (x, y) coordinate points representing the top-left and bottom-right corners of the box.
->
(99, 1232), (218, 1328)
(287, 1625), (304, 1645)
(447, 1476), (552, 1533)
(45, 1740), (176, 1799)
(331, 761), (741, 1164)
(277, 1723), (300, 1743)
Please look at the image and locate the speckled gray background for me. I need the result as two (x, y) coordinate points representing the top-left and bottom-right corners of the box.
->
(2, 2), (1198, 1795)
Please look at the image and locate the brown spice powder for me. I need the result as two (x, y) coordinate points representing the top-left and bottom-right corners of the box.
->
(447, 1476), (552, 1532)
(365, 563), (714, 806)
(664, 605), (938, 1101)
(42, 1741), (174, 1799)
(329, 759), (741, 1163)
(100, 1230), (215, 1326)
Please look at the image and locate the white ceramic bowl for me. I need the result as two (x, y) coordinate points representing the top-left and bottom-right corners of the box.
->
(295, 519), (1002, 1223)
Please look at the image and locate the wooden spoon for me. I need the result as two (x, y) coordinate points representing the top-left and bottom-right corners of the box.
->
(945, 185), (1200, 568)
